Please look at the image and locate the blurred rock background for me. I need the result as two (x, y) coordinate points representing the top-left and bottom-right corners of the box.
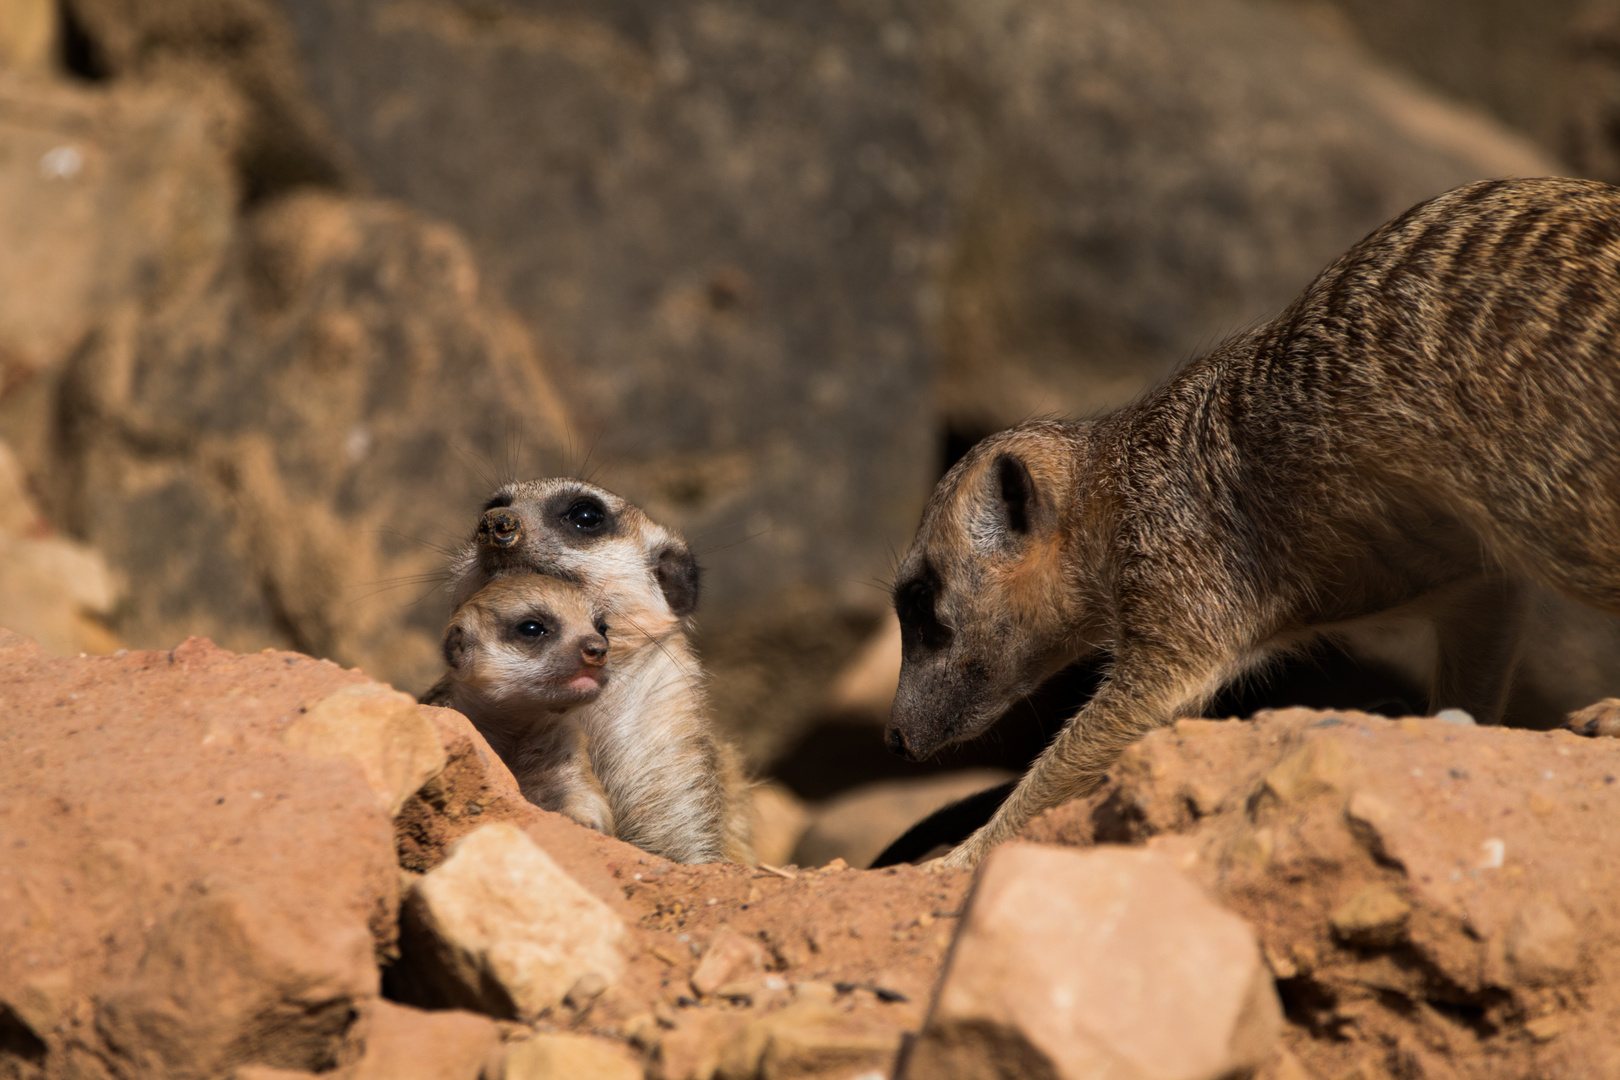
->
(3, 0), (1620, 864)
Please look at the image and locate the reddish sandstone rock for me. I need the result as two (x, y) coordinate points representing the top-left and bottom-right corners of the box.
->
(906, 843), (1280, 1080)
(1023, 710), (1620, 1080)
(0, 635), (399, 1079)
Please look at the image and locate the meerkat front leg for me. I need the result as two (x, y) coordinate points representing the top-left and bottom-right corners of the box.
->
(513, 722), (616, 836)
(1428, 575), (1527, 724)
(941, 653), (1234, 868)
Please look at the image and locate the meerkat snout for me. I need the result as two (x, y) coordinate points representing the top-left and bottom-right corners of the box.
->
(477, 507), (523, 549)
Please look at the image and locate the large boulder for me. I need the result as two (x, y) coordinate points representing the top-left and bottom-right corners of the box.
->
(928, 0), (1557, 436)
(43, 186), (571, 693)
(1024, 709), (1620, 1079)
(271, 0), (947, 625)
(0, 636), (401, 1079)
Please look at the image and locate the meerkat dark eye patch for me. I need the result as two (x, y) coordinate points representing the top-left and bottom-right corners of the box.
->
(563, 499), (607, 531)
(996, 454), (1035, 534)
(515, 619), (549, 638)
(894, 563), (952, 652)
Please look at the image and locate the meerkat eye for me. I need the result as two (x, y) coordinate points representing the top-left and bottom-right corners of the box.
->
(563, 499), (606, 531)
(515, 619), (549, 638)
(595, 620), (610, 636)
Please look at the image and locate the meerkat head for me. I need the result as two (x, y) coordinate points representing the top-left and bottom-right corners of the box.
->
(448, 478), (700, 639)
(441, 574), (613, 714)
(887, 422), (1098, 761)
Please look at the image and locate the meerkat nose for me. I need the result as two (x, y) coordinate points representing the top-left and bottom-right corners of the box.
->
(580, 635), (608, 666)
(477, 508), (523, 549)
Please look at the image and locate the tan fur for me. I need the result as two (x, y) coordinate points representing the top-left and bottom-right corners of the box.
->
(424, 575), (616, 834)
(888, 178), (1620, 866)
(438, 478), (753, 865)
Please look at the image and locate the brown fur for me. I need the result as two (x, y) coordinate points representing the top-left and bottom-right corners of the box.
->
(437, 478), (753, 865)
(889, 177), (1620, 866)
(424, 575), (616, 835)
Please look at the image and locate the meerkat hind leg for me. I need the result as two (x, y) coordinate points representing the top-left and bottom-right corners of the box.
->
(1428, 576), (1526, 725)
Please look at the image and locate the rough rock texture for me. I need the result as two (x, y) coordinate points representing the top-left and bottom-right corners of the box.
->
(34, 182), (570, 694)
(398, 822), (627, 1021)
(0, 638), (974, 1080)
(906, 843), (1281, 1080)
(1289, 0), (1589, 159)
(0, 440), (121, 656)
(930, 0), (1556, 437)
(283, 684), (448, 817)
(0, 635), (399, 1080)
(58, 0), (358, 200)
(497, 1034), (642, 1080)
(0, 69), (236, 391)
(1023, 709), (1620, 1080)
(274, 0), (945, 625)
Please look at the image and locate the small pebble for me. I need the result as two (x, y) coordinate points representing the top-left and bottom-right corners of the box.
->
(1436, 708), (1476, 726)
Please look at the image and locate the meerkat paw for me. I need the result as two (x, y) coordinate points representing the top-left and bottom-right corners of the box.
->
(1563, 698), (1620, 737)
(561, 795), (617, 837)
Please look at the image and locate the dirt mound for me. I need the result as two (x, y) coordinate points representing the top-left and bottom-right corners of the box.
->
(0, 637), (967, 1080)
(1025, 708), (1620, 1079)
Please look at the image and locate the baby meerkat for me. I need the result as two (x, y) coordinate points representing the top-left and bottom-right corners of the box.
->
(890, 177), (1620, 867)
(438, 478), (753, 865)
(422, 575), (616, 835)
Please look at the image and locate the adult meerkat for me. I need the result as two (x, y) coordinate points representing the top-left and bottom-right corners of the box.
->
(440, 478), (753, 865)
(422, 575), (617, 834)
(890, 177), (1620, 868)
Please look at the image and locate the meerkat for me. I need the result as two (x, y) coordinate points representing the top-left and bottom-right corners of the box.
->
(889, 177), (1620, 867)
(422, 574), (617, 835)
(438, 478), (753, 865)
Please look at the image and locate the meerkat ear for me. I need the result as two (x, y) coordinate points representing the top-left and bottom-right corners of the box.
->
(441, 623), (469, 670)
(654, 542), (702, 616)
(995, 453), (1036, 534)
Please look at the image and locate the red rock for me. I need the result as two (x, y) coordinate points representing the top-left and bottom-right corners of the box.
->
(690, 928), (771, 999)
(348, 1000), (499, 1080)
(907, 843), (1281, 1080)
(1024, 708), (1620, 1079)
(0, 640), (398, 1079)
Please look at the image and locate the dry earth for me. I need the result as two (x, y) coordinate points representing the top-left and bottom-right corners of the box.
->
(4, 635), (1618, 1080)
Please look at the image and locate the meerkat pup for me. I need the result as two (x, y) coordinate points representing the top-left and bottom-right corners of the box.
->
(889, 177), (1620, 867)
(422, 575), (617, 835)
(437, 478), (753, 865)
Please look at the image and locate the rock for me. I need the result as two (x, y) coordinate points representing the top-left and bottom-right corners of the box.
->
(1294, 0), (1588, 155)
(793, 770), (1014, 869)
(1023, 708), (1620, 1078)
(750, 781), (810, 869)
(97, 890), (378, 1080)
(0, 442), (124, 655)
(282, 684), (448, 817)
(45, 188), (571, 694)
(824, 612), (902, 722)
(716, 999), (899, 1080)
(0, 70), (236, 390)
(496, 1034), (642, 1080)
(1505, 896), (1581, 986)
(60, 0), (356, 199)
(0, 640), (400, 1080)
(690, 928), (770, 999)
(1329, 885), (1411, 948)
(348, 1000), (499, 1080)
(398, 822), (626, 1020)
(906, 843), (1280, 1080)
(276, 0), (943, 631)
(0, 0), (54, 73)
(930, 0), (1557, 437)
